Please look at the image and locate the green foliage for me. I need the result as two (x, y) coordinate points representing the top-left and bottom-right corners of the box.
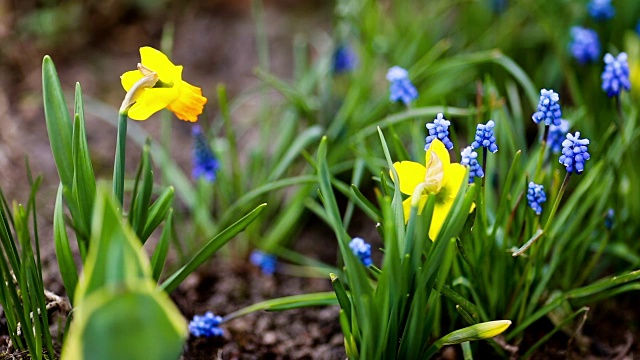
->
(314, 135), (510, 359)
(0, 177), (54, 360)
(62, 188), (186, 360)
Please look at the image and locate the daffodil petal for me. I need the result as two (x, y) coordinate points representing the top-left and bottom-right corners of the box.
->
(140, 47), (182, 84)
(426, 139), (450, 167)
(166, 81), (207, 122)
(127, 87), (179, 121)
(429, 197), (455, 240)
(442, 163), (467, 199)
(121, 70), (144, 91)
(402, 195), (429, 223)
(392, 161), (427, 196)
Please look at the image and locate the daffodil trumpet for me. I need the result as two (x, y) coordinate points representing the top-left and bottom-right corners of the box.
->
(391, 139), (467, 240)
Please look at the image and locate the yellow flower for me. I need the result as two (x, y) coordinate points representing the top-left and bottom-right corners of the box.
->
(391, 139), (467, 240)
(120, 47), (207, 122)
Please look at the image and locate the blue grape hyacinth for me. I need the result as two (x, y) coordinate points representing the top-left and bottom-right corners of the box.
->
(250, 250), (278, 275)
(547, 119), (570, 154)
(460, 146), (484, 183)
(605, 208), (615, 230)
(425, 113), (454, 150)
(588, 0), (615, 21)
(532, 89), (562, 126)
(601, 53), (631, 97)
(527, 182), (547, 215)
(349, 237), (372, 266)
(333, 44), (358, 74)
(192, 125), (220, 182)
(189, 312), (224, 337)
(471, 120), (498, 153)
(386, 66), (418, 105)
(570, 27), (600, 64)
(559, 132), (591, 174)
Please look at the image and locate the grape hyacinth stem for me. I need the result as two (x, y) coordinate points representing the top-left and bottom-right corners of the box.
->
(614, 95), (625, 135)
(534, 125), (549, 182)
(513, 172), (570, 257)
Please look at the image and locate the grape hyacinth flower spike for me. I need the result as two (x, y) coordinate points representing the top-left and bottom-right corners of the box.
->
(333, 44), (358, 74)
(425, 113), (454, 150)
(547, 119), (570, 154)
(192, 125), (220, 182)
(587, 0), (615, 21)
(349, 237), (372, 266)
(527, 182), (547, 215)
(532, 89), (562, 127)
(386, 66), (418, 105)
(189, 312), (224, 337)
(250, 250), (278, 275)
(460, 147), (484, 184)
(471, 120), (498, 153)
(570, 27), (600, 65)
(601, 53), (630, 98)
(559, 132), (591, 174)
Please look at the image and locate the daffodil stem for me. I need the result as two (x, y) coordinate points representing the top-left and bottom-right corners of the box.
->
(113, 112), (128, 207)
(534, 125), (549, 182)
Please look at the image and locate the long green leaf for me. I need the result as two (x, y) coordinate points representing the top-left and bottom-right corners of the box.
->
(160, 204), (267, 293)
(42, 56), (73, 189)
(54, 184), (79, 305)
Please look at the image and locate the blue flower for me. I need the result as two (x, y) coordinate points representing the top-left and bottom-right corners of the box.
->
(386, 66), (418, 105)
(570, 27), (600, 64)
(471, 120), (498, 153)
(587, 0), (615, 21)
(601, 53), (631, 97)
(636, 20), (640, 36)
(532, 89), (562, 126)
(559, 132), (591, 174)
(490, 0), (508, 13)
(192, 125), (220, 182)
(605, 208), (614, 230)
(527, 182), (547, 215)
(189, 312), (224, 337)
(250, 250), (277, 275)
(460, 146), (484, 183)
(333, 44), (358, 74)
(547, 119), (570, 154)
(349, 237), (372, 267)
(425, 113), (454, 150)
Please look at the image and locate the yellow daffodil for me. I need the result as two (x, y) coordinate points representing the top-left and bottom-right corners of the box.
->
(120, 46), (207, 122)
(391, 139), (467, 240)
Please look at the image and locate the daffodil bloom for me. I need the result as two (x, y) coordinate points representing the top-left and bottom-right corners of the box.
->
(120, 47), (207, 122)
(391, 139), (467, 240)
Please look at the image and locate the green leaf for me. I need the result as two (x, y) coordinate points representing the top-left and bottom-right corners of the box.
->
(130, 144), (154, 241)
(74, 187), (151, 304)
(62, 282), (187, 360)
(42, 55), (73, 189)
(141, 186), (175, 241)
(71, 108), (97, 240)
(222, 292), (337, 322)
(160, 203), (267, 293)
(53, 184), (79, 305)
(151, 209), (173, 282)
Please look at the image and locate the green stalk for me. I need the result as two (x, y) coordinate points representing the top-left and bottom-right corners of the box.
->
(512, 172), (570, 257)
(113, 112), (128, 207)
(534, 125), (549, 182)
